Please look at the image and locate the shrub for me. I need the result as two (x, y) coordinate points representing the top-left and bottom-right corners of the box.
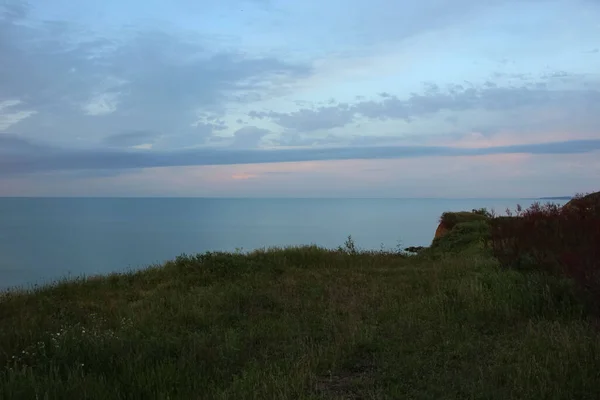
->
(404, 246), (426, 254)
(488, 192), (600, 307)
(471, 207), (495, 218)
(439, 211), (490, 231)
(431, 220), (491, 253)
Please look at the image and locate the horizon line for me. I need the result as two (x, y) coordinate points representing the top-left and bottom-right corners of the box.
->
(0, 195), (573, 200)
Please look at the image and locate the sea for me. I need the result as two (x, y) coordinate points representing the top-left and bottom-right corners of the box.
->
(0, 197), (569, 291)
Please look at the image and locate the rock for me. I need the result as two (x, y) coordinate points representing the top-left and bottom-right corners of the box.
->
(434, 222), (450, 239)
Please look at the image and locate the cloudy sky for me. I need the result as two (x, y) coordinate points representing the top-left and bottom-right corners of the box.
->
(1, 0), (599, 197)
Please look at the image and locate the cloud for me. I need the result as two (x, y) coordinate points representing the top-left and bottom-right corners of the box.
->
(7, 151), (597, 198)
(249, 103), (355, 132)
(249, 75), (600, 135)
(2, 135), (600, 176)
(82, 92), (121, 116)
(102, 130), (160, 148)
(229, 126), (271, 148)
(0, 3), (311, 148)
(0, 100), (37, 131)
(2, 0), (600, 196)
(231, 173), (258, 180)
(0, 134), (54, 154)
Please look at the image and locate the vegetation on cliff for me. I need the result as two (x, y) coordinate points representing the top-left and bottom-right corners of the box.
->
(488, 191), (600, 313)
(1, 192), (599, 399)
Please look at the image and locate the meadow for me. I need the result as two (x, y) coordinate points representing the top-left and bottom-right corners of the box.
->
(1, 193), (599, 399)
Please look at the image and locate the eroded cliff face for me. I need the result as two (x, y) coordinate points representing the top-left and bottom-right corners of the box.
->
(434, 222), (450, 240)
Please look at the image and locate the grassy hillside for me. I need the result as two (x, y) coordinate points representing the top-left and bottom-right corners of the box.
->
(1, 214), (600, 399)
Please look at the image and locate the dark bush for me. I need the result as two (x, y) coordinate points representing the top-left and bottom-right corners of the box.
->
(488, 192), (600, 306)
(404, 246), (426, 254)
(439, 211), (490, 231)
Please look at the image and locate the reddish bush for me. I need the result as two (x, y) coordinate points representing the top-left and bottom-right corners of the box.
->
(489, 192), (600, 303)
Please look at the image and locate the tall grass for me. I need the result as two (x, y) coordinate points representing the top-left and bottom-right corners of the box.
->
(1, 208), (600, 398)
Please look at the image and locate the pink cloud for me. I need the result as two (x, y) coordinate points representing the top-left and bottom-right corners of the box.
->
(1, 151), (599, 197)
(231, 173), (258, 180)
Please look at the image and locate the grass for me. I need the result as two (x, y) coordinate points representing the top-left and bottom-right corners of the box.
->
(1, 221), (600, 398)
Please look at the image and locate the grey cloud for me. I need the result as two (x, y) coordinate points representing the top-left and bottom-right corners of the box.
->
(249, 103), (356, 131)
(0, 1), (28, 20)
(359, 83), (591, 116)
(354, 96), (411, 121)
(205, 120), (228, 132)
(543, 71), (570, 79)
(44, 169), (125, 179)
(361, 168), (386, 173)
(445, 115), (459, 125)
(492, 72), (530, 80)
(1, 13), (111, 111)
(276, 132), (408, 148)
(151, 121), (231, 149)
(0, 134), (55, 154)
(3, 137), (600, 175)
(249, 77), (600, 132)
(195, 121), (228, 135)
(0, 3), (311, 146)
(102, 131), (159, 147)
(108, 33), (309, 112)
(262, 171), (294, 175)
(230, 126), (271, 148)
(275, 132), (347, 147)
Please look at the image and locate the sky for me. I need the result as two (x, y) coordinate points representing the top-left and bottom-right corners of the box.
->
(1, 0), (599, 197)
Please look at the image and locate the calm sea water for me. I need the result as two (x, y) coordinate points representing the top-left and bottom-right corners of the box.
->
(0, 197), (567, 291)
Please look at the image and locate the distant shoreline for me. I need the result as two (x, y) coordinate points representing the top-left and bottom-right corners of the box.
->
(536, 196), (572, 200)
(0, 196), (577, 200)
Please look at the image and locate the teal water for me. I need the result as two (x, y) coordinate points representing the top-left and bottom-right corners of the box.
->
(0, 197), (567, 291)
